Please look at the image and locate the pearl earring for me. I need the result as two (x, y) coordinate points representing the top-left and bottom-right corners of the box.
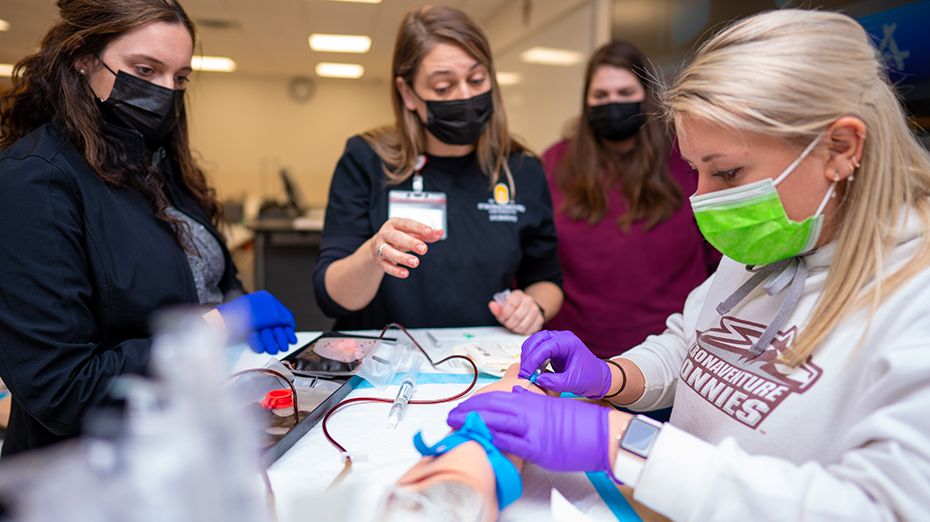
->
(79, 69), (85, 75)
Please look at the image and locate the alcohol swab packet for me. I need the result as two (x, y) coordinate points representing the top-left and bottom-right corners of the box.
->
(492, 289), (511, 308)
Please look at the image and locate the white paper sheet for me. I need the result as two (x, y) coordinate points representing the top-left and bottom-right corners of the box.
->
(267, 382), (618, 521)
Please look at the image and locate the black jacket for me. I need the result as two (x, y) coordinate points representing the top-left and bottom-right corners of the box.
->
(0, 122), (241, 455)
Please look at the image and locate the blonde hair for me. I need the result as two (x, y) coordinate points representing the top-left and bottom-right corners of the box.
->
(661, 9), (930, 366)
(362, 5), (528, 195)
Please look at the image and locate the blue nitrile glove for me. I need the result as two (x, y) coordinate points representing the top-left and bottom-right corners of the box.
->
(216, 291), (298, 355)
(518, 330), (612, 399)
(246, 326), (298, 356)
(447, 387), (612, 473)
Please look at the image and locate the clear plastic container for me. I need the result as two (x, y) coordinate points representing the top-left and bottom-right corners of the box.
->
(355, 340), (411, 389)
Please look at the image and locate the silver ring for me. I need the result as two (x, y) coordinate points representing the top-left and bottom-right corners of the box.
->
(378, 244), (386, 259)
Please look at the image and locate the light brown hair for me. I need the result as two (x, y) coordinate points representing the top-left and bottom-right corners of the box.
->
(0, 0), (221, 234)
(362, 5), (529, 195)
(556, 40), (682, 232)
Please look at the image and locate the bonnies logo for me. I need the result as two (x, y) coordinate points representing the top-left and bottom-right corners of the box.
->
(681, 316), (823, 429)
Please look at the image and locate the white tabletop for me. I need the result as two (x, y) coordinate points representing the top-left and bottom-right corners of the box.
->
(232, 327), (634, 522)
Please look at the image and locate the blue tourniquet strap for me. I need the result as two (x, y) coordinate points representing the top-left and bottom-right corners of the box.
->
(586, 471), (643, 521)
(413, 411), (523, 510)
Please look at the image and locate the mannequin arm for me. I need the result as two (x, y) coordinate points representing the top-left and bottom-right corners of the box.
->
(384, 365), (555, 521)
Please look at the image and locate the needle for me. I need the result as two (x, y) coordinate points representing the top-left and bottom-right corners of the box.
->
(529, 358), (551, 386)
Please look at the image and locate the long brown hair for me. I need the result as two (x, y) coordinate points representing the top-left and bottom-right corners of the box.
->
(557, 40), (682, 232)
(0, 0), (221, 236)
(363, 5), (529, 195)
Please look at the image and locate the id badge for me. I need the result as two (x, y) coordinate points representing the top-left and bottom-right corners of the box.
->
(388, 190), (448, 240)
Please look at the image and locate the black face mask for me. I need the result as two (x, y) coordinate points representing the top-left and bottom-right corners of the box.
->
(96, 61), (183, 143)
(413, 89), (494, 146)
(587, 102), (645, 142)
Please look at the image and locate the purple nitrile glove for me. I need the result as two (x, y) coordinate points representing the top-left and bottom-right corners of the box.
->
(518, 330), (612, 399)
(447, 387), (612, 473)
(216, 291), (298, 354)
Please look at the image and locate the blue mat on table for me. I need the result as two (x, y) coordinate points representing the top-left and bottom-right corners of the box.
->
(355, 372), (499, 389)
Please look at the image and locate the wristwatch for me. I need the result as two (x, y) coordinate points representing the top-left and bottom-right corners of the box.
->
(612, 415), (663, 487)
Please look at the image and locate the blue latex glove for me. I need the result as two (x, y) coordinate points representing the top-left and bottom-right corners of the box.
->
(246, 326), (297, 356)
(216, 291), (298, 354)
(518, 330), (612, 399)
(447, 387), (612, 473)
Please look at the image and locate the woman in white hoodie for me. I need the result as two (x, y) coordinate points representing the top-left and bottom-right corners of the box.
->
(448, 8), (930, 521)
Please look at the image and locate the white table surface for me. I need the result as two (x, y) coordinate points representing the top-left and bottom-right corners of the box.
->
(231, 327), (629, 522)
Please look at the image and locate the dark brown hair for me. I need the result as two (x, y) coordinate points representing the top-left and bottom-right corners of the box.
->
(0, 0), (221, 238)
(556, 40), (682, 231)
(362, 5), (530, 195)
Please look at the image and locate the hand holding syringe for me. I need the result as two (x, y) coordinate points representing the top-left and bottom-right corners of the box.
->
(387, 350), (425, 429)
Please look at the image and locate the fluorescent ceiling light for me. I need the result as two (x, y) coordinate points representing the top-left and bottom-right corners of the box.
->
(0, 64), (13, 77)
(191, 56), (237, 72)
(0, 19), (10, 32)
(325, 0), (382, 3)
(316, 62), (364, 79)
(496, 72), (523, 86)
(309, 34), (371, 53)
(520, 47), (585, 66)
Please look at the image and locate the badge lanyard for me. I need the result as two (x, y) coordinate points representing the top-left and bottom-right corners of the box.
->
(388, 154), (449, 239)
(412, 154), (425, 193)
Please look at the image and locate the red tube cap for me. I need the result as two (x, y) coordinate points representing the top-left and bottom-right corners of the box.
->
(261, 389), (294, 409)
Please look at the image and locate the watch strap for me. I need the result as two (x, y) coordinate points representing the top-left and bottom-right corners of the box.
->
(612, 415), (663, 487)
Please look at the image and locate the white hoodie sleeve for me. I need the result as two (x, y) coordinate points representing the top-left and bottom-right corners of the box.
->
(631, 319), (930, 522)
(604, 245), (930, 521)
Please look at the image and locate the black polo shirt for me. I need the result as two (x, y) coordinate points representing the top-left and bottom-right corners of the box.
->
(314, 136), (562, 330)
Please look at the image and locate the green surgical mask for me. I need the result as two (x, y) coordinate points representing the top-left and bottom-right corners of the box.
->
(690, 132), (834, 266)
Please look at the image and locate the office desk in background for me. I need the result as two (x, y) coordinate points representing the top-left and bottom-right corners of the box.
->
(248, 216), (334, 332)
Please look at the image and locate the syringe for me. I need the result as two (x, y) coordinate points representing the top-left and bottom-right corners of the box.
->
(529, 358), (551, 386)
(387, 352), (424, 429)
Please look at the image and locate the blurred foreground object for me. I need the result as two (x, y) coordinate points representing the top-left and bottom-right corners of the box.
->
(0, 312), (270, 522)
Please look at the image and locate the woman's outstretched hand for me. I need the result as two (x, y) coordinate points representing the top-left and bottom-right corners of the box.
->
(370, 217), (444, 279)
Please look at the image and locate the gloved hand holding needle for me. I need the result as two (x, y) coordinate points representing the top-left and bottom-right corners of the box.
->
(517, 330), (614, 398)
